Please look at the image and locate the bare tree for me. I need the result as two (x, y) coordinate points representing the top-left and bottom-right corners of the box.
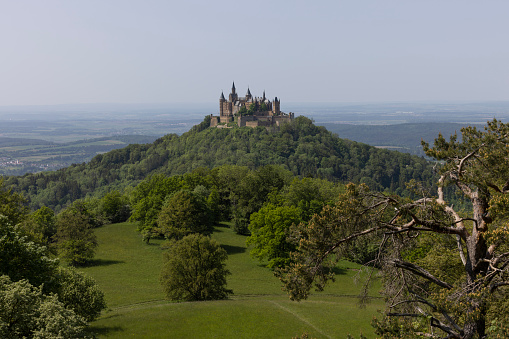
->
(277, 119), (509, 338)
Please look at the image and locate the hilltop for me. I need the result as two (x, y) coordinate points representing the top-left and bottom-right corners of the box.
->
(5, 116), (436, 210)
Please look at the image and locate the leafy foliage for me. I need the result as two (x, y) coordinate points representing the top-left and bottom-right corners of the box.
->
(0, 216), (58, 292)
(18, 206), (56, 249)
(0, 275), (90, 339)
(0, 178), (29, 225)
(54, 267), (106, 322)
(98, 190), (130, 224)
(160, 234), (232, 301)
(157, 190), (213, 240)
(0, 187), (106, 331)
(247, 204), (302, 268)
(54, 201), (98, 266)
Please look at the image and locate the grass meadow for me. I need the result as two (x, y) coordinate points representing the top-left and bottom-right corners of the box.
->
(81, 222), (384, 338)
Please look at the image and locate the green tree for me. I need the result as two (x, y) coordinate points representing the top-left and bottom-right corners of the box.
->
(160, 234), (232, 301)
(232, 165), (292, 234)
(99, 190), (130, 223)
(238, 106), (247, 115)
(278, 119), (509, 338)
(247, 204), (302, 268)
(0, 216), (58, 292)
(129, 174), (184, 234)
(54, 203), (98, 266)
(0, 275), (89, 339)
(0, 178), (28, 225)
(18, 206), (56, 249)
(53, 267), (106, 322)
(247, 103), (256, 115)
(157, 190), (213, 240)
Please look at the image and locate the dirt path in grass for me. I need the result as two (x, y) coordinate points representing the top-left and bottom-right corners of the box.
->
(268, 300), (331, 339)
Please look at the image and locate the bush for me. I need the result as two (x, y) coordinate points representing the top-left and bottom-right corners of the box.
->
(160, 234), (232, 301)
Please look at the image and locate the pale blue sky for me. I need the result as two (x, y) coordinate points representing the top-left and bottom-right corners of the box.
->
(1, 0), (508, 105)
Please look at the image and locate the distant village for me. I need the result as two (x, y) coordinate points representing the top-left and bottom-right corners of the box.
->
(0, 156), (67, 171)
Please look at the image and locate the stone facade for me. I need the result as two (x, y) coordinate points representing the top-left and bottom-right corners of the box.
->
(210, 82), (293, 128)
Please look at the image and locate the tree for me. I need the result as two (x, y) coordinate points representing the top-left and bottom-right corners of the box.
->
(247, 103), (256, 115)
(157, 190), (213, 240)
(278, 119), (509, 338)
(0, 178), (28, 225)
(231, 165), (293, 235)
(54, 202), (98, 266)
(18, 206), (56, 249)
(0, 188), (106, 329)
(238, 106), (247, 115)
(247, 204), (302, 268)
(0, 275), (90, 338)
(0, 216), (58, 292)
(54, 267), (106, 322)
(99, 190), (130, 224)
(160, 234), (232, 301)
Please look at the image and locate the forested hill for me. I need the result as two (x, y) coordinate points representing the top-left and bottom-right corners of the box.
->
(5, 116), (436, 210)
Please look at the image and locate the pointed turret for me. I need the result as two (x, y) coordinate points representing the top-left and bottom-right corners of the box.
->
(246, 87), (252, 97)
(262, 90), (266, 100)
(229, 82), (238, 102)
(220, 91), (225, 101)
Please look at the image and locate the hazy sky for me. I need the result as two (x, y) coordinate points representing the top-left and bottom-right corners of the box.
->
(1, 1), (508, 106)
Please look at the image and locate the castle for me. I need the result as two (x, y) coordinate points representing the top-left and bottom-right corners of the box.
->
(210, 82), (293, 128)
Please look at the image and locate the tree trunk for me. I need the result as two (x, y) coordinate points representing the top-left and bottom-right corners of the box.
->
(462, 195), (488, 338)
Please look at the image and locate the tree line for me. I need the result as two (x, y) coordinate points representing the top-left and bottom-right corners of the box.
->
(4, 116), (437, 212)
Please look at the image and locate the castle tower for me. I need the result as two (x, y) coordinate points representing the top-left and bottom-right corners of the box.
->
(272, 97), (280, 115)
(219, 91), (225, 115)
(229, 82), (238, 102)
(246, 87), (252, 100)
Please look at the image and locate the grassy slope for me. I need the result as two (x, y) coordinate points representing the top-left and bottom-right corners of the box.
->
(81, 223), (383, 338)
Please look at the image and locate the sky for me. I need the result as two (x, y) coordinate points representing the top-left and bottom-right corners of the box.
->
(1, 0), (508, 106)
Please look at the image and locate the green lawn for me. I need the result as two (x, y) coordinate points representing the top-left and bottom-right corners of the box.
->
(81, 222), (383, 338)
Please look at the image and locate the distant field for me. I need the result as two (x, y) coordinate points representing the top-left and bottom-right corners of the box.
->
(81, 223), (383, 338)
(0, 135), (160, 175)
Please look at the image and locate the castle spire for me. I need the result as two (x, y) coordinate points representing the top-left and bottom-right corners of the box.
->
(231, 81), (236, 95)
(220, 91), (225, 101)
(262, 90), (266, 100)
(246, 87), (252, 97)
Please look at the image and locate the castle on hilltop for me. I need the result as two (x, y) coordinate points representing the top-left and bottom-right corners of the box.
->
(210, 82), (293, 128)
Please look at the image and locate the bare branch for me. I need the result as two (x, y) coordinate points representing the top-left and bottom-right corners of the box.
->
(430, 318), (462, 339)
(391, 259), (453, 289)
(318, 225), (383, 263)
(458, 146), (483, 177)
(387, 313), (461, 338)
(456, 235), (467, 266)
(490, 282), (509, 293)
